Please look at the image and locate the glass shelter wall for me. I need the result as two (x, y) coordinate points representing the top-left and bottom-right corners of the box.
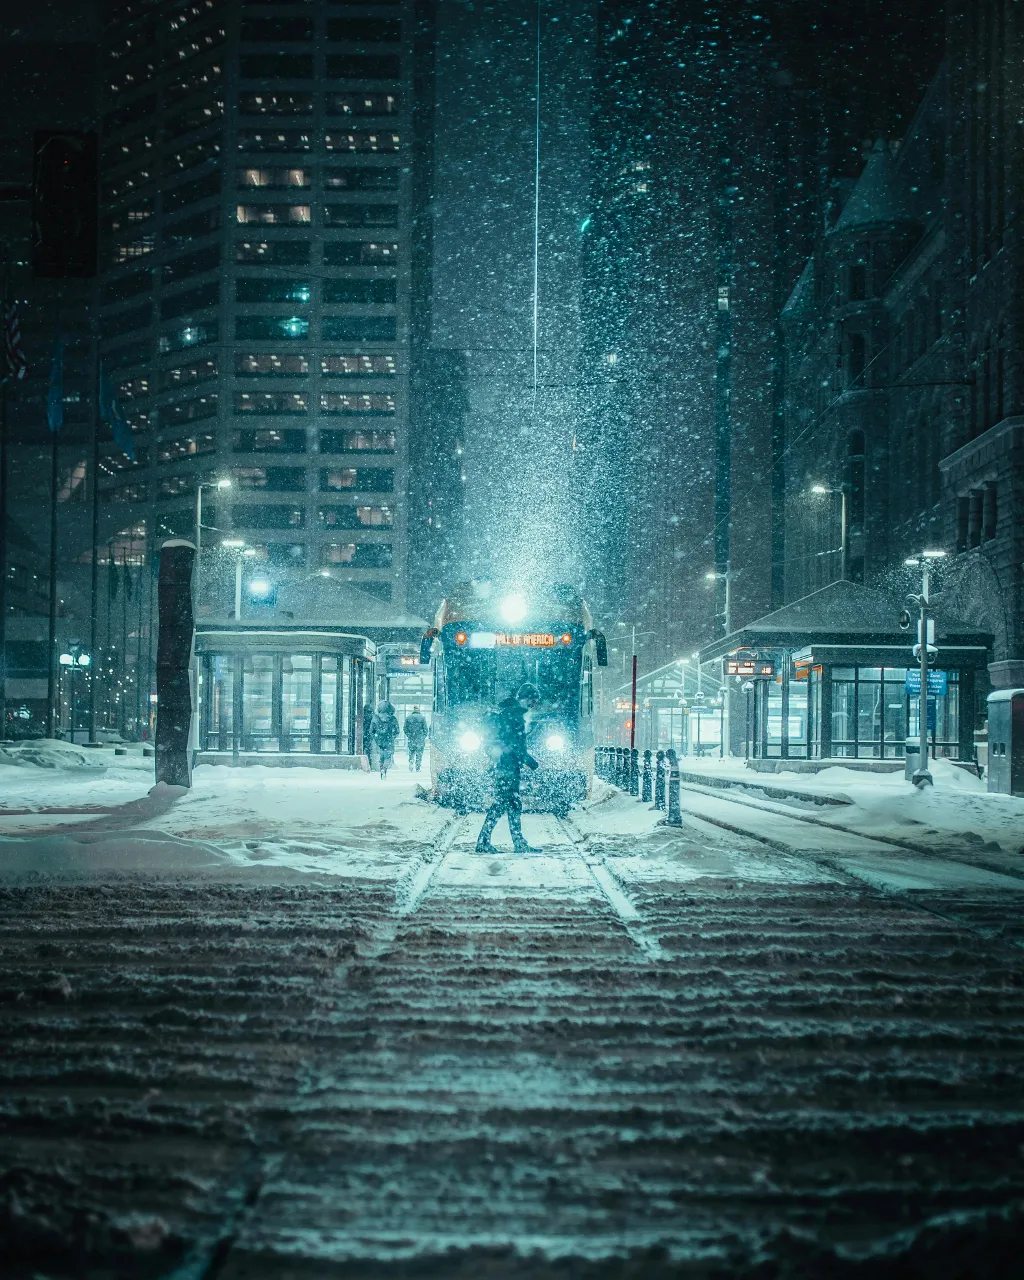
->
(199, 650), (365, 754)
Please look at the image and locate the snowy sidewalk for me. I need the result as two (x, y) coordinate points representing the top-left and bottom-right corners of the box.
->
(669, 754), (1024, 856)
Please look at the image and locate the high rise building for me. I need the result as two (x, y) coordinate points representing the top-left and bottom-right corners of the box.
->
(97, 0), (417, 610)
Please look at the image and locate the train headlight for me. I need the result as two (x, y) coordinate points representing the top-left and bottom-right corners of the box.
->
(458, 729), (482, 752)
(545, 733), (566, 751)
(500, 593), (527, 624)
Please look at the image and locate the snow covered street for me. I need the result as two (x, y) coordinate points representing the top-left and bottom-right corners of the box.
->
(3, 755), (1024, 1276)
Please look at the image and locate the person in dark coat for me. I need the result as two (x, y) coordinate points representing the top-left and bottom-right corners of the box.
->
(404, 706), (428, 772)
(475, 683), (542, 854)
(370, 701), (400, 778)
(361, 700), (376, 767)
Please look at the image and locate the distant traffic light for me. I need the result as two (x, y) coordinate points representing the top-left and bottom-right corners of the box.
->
(32, 131), (98, 278)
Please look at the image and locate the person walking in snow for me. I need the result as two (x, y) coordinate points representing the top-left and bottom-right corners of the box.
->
(370, 700), (400, 778)
(404, 706), (428, 772)
(475, 683), (542, 855)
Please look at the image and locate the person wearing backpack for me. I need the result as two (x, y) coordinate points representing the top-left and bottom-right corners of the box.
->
(475, 683), (542, 854)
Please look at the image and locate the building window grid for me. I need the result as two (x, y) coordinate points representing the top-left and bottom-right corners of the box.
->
(99, 5), (410, 595)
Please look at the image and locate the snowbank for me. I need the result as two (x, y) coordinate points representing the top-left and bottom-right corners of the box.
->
(0, 737), (108, 772)
(0, 762), (451, 884)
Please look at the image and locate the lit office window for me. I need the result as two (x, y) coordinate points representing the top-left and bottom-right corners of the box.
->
(319, 394), (395, 415)
(324, 132), (400, 153)
(236, 204), (311, 225)
(236, 240), (310, 264)
(321, 354), (397, 377)
(238, 166), (311, 189)
(326, 93), (400, 116)
(235, 353), (309, 376)
(234, 392), (309, 414)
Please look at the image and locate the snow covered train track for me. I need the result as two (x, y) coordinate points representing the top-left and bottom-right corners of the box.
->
(5, 797), (1024, 1276)
(673, 780), (1024, 947)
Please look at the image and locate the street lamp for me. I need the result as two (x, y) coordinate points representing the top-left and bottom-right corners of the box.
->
(59, 645), (91, 742)
(809, 483), (849, 581)
(221, 539), (257, 620)
(904, 549), (947, 787)
(196, 477), (232, 609)
(705, 569), (732, 633)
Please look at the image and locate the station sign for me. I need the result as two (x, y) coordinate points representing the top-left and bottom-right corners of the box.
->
(905, 669), (948, 696)
(385, 654), (420, 673)
(724, 657), (776, 679)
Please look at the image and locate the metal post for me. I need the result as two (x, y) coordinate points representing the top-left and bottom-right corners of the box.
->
(641, 749), (652, 802)
(234, 553), (242, 621)
(0, 374), (7, 740)
(629, 747), (639, 796)
(840, 487), (849, 582)
(629, 651), (638, 752)
(46, 426), (58, 738)
(88, 342), (100, 742)
(913, 561), (933, 787)
(654, 749), (666, 810)
(666, 748), (682, 826)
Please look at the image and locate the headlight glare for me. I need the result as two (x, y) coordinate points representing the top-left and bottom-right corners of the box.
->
(545, 733), (566, 751)
(458, 730), (482, 752)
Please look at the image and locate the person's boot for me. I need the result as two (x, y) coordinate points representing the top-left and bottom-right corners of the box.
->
(475, 812), (499, 853)
(509, 812), (541, 854)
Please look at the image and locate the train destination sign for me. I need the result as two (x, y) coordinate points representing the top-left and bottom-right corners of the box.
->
(463, 631), (574, 649)
(494, 632), (556, 647)
(724, 657), (776, 678)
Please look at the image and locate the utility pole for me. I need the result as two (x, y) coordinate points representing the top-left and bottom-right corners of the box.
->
(88, 337), (101, 741)
(0, 366), (7, 739)
(713, 92), (733, 637)
(905, 550), (946, 787)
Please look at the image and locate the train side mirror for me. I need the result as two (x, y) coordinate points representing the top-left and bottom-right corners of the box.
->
(419, 628), (437, 666)
(590, 629), (609, 667)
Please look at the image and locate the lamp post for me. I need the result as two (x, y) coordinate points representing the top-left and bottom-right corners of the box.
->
(905, 549), (947, 787)
(58, 645), (91, 743)
(810, 483), (849, 581)
(705, 568), (732, 634)
(196, 477), (232, 608)
(221, 539), (257, 621)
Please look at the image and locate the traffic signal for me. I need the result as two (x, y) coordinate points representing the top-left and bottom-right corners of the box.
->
(32, 131), (98, 278)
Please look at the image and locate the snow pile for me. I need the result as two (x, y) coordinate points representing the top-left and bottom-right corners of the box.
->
(0, 738), (108, 772)
(0, 763), (451, 884)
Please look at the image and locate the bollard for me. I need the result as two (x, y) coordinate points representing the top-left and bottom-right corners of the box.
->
(629, 747), (639, 796)
(654, 750), (666, 810)
(618, 747), (628, 790)
(666, 748), (682, 826)
(641, 749), (653, 803)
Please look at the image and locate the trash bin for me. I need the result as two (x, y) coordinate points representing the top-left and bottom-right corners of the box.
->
(987, 689), (1024, 795)
(904, 738), (922, 782)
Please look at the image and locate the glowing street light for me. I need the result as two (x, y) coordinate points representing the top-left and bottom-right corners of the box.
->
(809, 482), (849, 580)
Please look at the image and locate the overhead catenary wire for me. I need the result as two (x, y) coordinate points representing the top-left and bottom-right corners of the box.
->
(531, 0), (542, 414)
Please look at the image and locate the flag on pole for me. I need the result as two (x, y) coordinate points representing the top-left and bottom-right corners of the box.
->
(99, 364), (134, 462)
(46, 335), (63, 432)
(2, 297), (27, 383)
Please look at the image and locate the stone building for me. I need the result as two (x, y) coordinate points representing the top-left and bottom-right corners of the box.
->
(780, 0), (1024, 705)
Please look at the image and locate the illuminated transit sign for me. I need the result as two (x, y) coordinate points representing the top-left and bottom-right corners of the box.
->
(724, 657), (776, 678)
(459, 631), (573, 649)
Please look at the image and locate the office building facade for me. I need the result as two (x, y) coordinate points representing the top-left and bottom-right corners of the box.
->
(97, 0), (415, 609)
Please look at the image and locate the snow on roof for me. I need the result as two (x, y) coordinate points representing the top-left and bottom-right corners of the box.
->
(701, 579), (993, 661)
(828, 140), (915, 236)
(781, 259), (814, 316)
(204, 575), (427, 632)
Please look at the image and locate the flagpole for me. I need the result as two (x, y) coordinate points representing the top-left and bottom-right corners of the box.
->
(106, 538), (114, 731)
(88, 340), (101, 742)
(47, 413), (58, 738)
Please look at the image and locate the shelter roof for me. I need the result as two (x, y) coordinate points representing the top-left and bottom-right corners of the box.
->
(699, 580), (993, 663)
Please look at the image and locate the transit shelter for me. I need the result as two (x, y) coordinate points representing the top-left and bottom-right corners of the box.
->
(195, 629), (375, 764)
(699, 581), (992, 763)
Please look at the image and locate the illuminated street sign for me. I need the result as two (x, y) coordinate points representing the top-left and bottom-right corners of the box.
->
(724, 657), (776, 678)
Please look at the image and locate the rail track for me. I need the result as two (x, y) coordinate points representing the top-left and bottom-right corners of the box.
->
(4, 797), (1024, 1277)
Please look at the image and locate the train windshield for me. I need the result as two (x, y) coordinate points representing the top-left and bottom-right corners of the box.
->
(443, 641), (581, 719)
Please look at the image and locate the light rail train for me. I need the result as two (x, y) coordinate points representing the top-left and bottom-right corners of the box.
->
(420, 583), (608, 815)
